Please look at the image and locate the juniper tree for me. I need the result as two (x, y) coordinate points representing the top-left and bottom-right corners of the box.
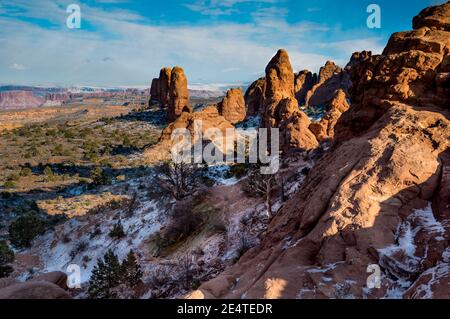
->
(8, 213), (45, 248)
(153, 161), (205, 201)
(0, 240), (14, 278)
(243, 164), (278, 217)
(121, 250), (143, 287)
(88, 249), (122, 299)
(109, 220), (126, 239)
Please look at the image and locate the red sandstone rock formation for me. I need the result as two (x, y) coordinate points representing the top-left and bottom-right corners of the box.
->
(218, 88), (246, 124)
(145, 104), (234, 162)
(190, 1), (450, 299)
(0, 91), (44, 110)
(150, 78), (160, 103)
(309, 89), (350, 142)
(295, 70), (317, 105)
(261, 49), (318, 152)
(305, 61), (345, 107)
(158, 67), (172, 107)
(168, 66), (191, 122)
(244, 77), (266, 117)
(0, 272), (70, 299)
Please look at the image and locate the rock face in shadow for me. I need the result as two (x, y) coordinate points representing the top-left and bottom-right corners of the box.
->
(149, 67), (171, 107)
(295, 70), (317, 105)
(149, 78), (160, 104)
(244, 77), (266, 117)
(159, 67), (172, 107)
(218, 88), (246, 124)
(309, 89), (350, 142)
(168, 66), (192, 122)
(261, 49), (319, 152)
(305, 61), (345, 107)
(190, 2), (450, 299)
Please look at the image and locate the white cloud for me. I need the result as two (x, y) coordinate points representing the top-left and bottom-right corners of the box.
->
(0, 0), (386, 86)
(185, 0), (278, 16)
(10, 63), (25, 70)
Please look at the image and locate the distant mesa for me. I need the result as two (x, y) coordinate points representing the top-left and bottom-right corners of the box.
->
(0, 90), (44, 110)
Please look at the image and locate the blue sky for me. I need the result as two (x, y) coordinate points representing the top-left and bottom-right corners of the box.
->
(0, 0), (446, 88)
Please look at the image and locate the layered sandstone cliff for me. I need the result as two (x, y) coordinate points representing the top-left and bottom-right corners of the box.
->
(0, 91), (44, 110)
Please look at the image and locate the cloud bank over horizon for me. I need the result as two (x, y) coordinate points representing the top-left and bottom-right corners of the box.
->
(0, 0), (445, 87)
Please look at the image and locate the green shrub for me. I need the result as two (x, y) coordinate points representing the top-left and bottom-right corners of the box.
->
(6, 172), (20, 182)
(229, 163), (247, 178)
(20, 167), (32, 177)
(88, 249), (142, 299)
(109, 221), (125, 239)
(3, 181), (16, 189)
(9, 213), (45, 248)
(88, 250), (122, 299)
(43, 166), (55, 182)
(121, 250), (143, 287)
(0, 240), (14, 278)
(91, 167), (111, 185)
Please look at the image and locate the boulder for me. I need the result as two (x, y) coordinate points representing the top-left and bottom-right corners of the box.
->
(31, 271), (69, 290)
(0, 281), (71, 299)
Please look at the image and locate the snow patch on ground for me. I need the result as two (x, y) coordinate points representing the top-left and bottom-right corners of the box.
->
(378, 203), (447, 298)
(29, 199), (164, 284)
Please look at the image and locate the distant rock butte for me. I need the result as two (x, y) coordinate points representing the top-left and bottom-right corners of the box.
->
(149, 66), (192, 122)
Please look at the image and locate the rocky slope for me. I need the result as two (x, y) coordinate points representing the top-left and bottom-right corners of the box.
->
(190, 1), (450, 299)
